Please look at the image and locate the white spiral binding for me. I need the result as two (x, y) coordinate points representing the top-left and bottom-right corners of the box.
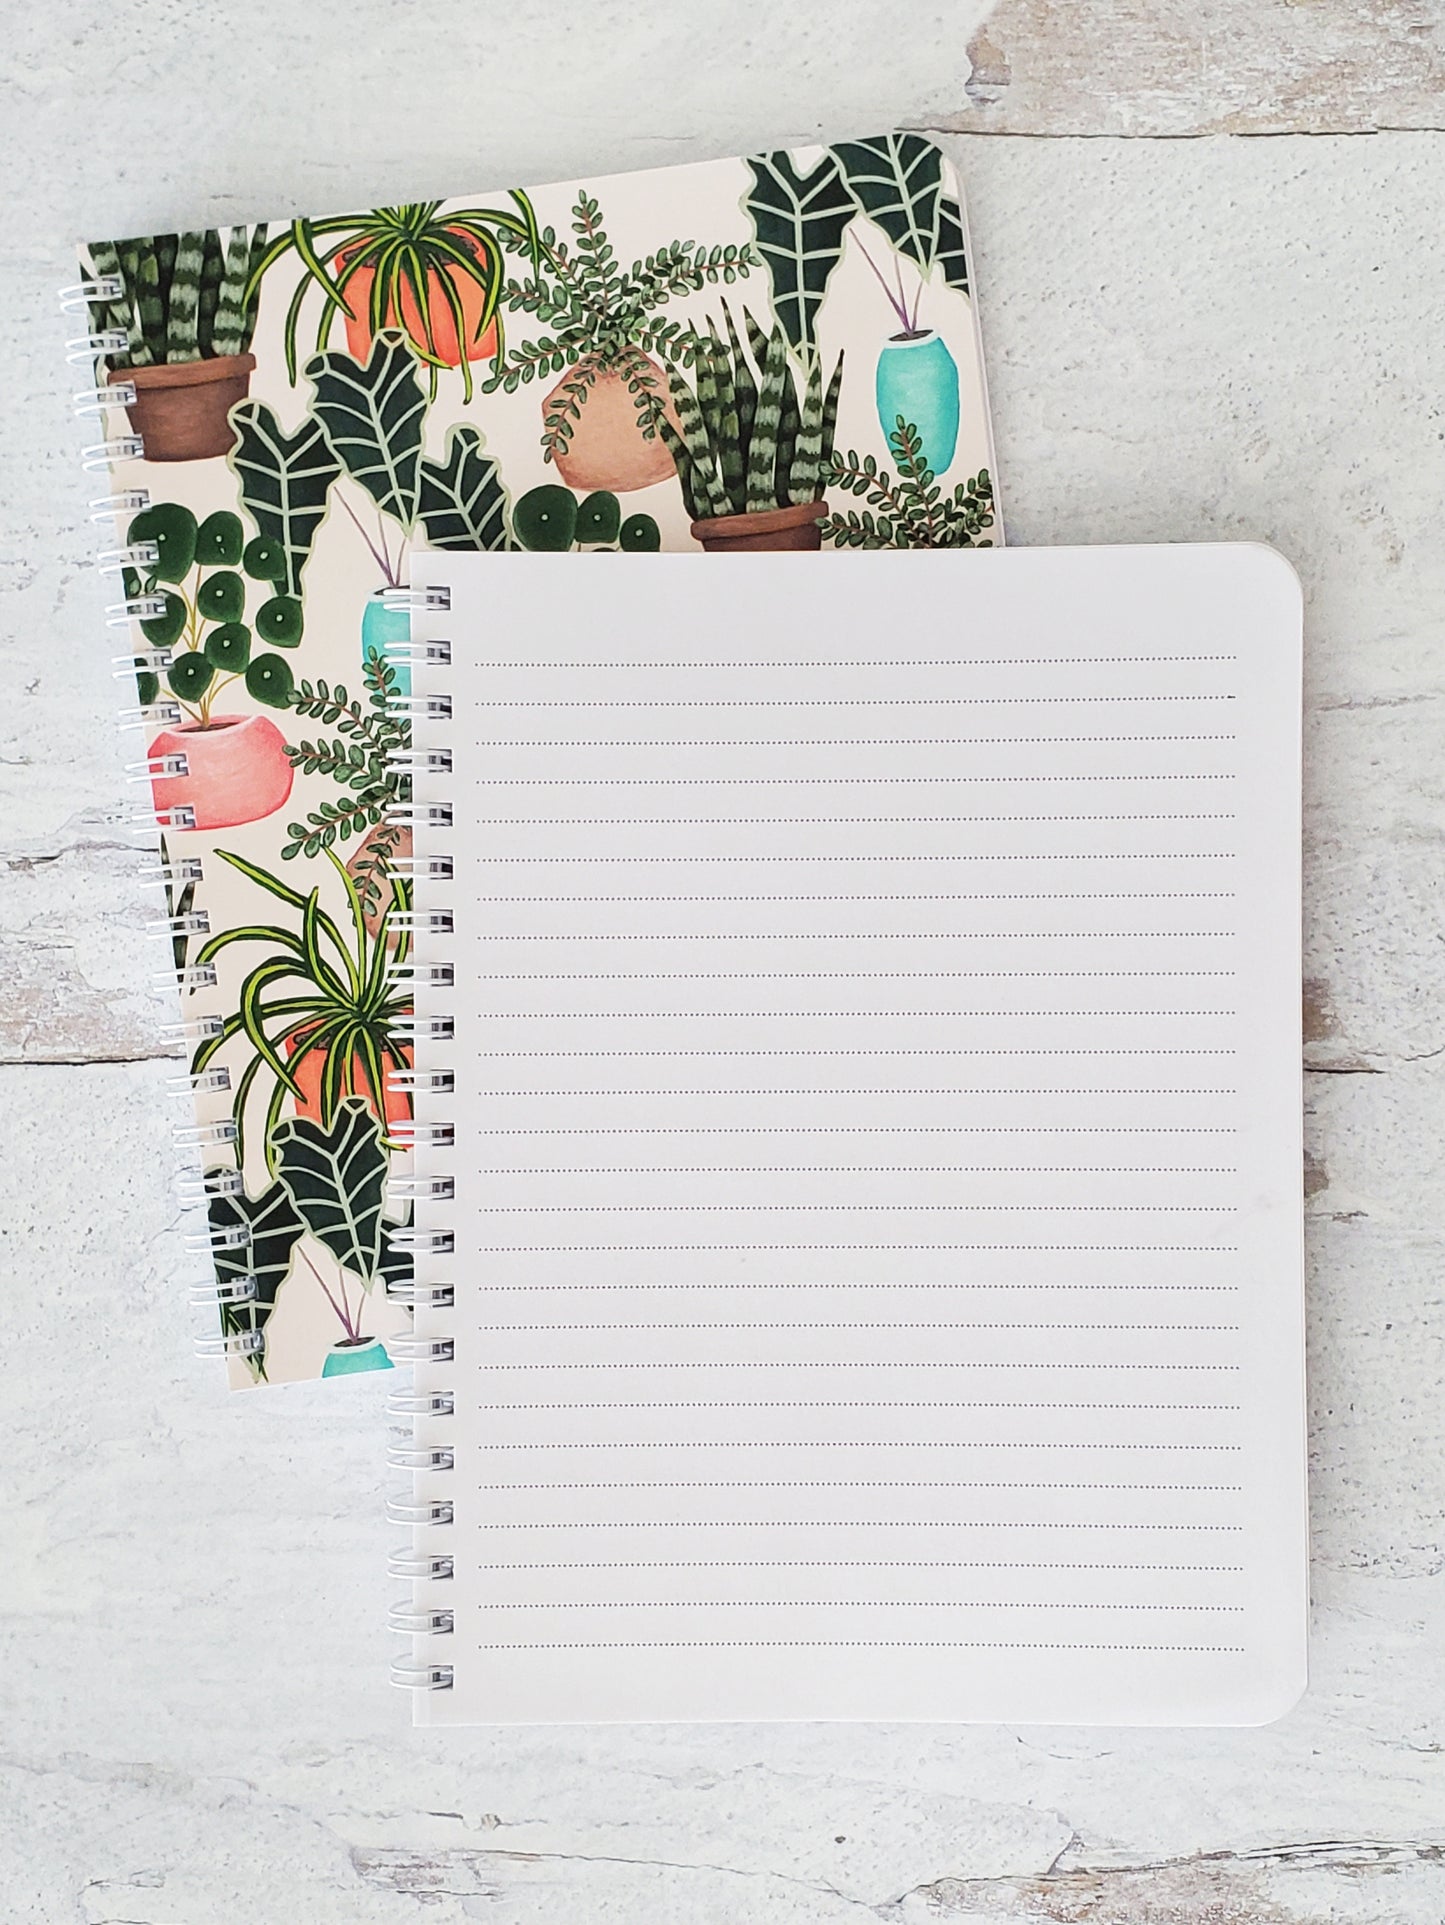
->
(61, 278), (245, 1360)
(381, 585), (456, 1695)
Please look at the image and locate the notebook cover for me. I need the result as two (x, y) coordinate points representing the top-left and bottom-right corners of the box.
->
(79, 135), (998, 1386)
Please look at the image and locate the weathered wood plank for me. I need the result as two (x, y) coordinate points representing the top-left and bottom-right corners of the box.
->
(945, 0), (1445, 136)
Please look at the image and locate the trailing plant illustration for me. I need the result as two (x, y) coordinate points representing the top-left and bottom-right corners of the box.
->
(282, 653), (411, 919)
(823, 418), (994, 549)
(485, 191), (756, 490)
(191, 846), (414, 1173)
(659, 308), (842, 542)
(511, 485), (660, 552)
(127, 502), (302, 721)
(246, 197), (539, 400)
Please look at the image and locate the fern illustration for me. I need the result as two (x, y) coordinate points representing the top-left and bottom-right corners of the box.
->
(281, 653), (409, 919)
(823, 418), (995, 549)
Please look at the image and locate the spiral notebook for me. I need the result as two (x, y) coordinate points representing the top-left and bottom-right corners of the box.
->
(389, 543), (1308, 1726)
(68, 134), (996, 1386)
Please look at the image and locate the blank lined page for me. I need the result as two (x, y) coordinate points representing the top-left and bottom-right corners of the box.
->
(406, 546), (1305, 1726)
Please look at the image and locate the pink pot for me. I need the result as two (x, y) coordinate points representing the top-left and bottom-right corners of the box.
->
(149, 714), (294, 831)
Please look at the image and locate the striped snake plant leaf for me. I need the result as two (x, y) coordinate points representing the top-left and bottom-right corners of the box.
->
(166, 230), (208, 361)
(664, 369), (728, 519)
(229, 401), (341, 597)
(722, 306), (758, 459)
(272, 1096), (389, 1289)
(831, 133), (944, 277)
(211, 226), (257, 358)
(745, 325), (790, 514)
(707, 322), (747, 511)
(418, 424), (512, 550)
(788, 357), (825, 504)
(196, 231), (224, 356)
(744, 149), (854, 362)
(122, 237), (167, 363)
(306, 329), (425, 535)
(84, 237), (149, 368)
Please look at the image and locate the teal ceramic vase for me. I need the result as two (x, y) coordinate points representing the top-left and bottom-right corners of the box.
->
(875, 330), (960, 475)
(360, 591), (411, 697)
(321, 1335), (394, 1378)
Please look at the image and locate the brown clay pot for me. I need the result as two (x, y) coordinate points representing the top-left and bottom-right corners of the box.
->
(546, 355), (679, 493)
(690, 499), (828, 553)
(111, 353), (256, 462)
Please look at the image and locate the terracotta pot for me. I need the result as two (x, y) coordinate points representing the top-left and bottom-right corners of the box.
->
(111, 354), (255, 462)
(338, 232), (499, 368)
(284, 1025), (413, 1132)
(148, 713), (294, 831)
(690, 499), (828, 553)
(546, 356), (678, 493)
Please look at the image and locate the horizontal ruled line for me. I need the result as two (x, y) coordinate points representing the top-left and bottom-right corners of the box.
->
(480, 1361), (1242, 1371)
(478, 1520), (1247, 1530)
(473, 696), (1237, 707)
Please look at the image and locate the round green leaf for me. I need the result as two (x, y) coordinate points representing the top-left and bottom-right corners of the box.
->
(513, 484), (577, 552)
(167, 651), (215, 702)
(129, 502), (197, 583)
(139, 590), (186, 647)
(204, 622), (251, 673)
(254, 595), (303, 648)
(195, 510), (244, 567)
(576, 491), (621, 544)
(196, 570), (245, 624)
(243, 535), (288, 583)
(618, 512), (661, 553)
(245, 652), (295, 708)
(135, 669), (160, 707)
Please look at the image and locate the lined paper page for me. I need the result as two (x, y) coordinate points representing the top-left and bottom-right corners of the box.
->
(408, 546), (1305, 1726)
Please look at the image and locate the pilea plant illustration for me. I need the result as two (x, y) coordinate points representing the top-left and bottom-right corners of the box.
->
(660, 309), (843, 551)
(823, 418), (995, 549)
(127, 502), (305, 831)
(512, 485), (660, 552)
(484, 191), (757, 492)
(82, 224), (268, 460)
(191, 846), (413, 1173)
(246, 197), (539, 401)
(282, 653), (411, 923)
(208, 1097), (410, 1380)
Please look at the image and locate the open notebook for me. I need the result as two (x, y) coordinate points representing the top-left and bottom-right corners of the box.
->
(393, 544), (1306, 1726)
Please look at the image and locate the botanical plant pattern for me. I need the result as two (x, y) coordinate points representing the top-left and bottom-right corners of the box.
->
(824, 419), (995, 548)
(81, 134), (995, 1386)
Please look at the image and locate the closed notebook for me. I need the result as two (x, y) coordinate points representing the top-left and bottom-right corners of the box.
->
(69, 135), (997, 1385)
(390, 543), (1307, 1726)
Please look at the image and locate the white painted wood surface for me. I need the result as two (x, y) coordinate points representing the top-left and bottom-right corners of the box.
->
(3, 2), (1443, 1918)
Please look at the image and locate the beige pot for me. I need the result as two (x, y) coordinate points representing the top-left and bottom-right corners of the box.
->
(111, 353), (255, 462)
(546, 356), (678, 493)
(690, 499), (828, 553)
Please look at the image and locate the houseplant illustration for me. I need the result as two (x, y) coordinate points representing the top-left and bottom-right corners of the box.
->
(190, 846), (414, 1174)
(512, 485), (660, 552)
(824, 418), (994, 548)
(126, 501), (305, 829)
(831, 133), (972, 476)
(83, 226), (268, 460)
(302, 331), (512, 688)
(485, 190), (756, 492)
(659, 308), (843, 552)
(245, 196), (539, 402)
(272, 1098), (407, 1377)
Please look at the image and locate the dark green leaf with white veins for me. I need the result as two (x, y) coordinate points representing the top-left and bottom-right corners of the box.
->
(417, 424), (511, 551)
(832, 133), (944, 276)
(272, 1095), (388, 1287)
(228, 400), (341, 597)
(307, 330), (425, 535)
(209, 1174), (306, 1371)
(744, 149), (855, 359)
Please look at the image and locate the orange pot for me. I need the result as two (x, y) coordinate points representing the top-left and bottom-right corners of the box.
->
(148, 714), (294, 831)
(546, 356), (679, 493)
(337, 230), (499, 367)
(284, 1026), (413, 1132)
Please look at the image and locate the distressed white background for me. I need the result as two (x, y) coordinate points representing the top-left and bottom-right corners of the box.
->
(3, 2), (1444, 1919)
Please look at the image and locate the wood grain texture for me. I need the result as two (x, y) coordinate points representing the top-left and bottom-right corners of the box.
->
(951, 0), (1445, 135)
(3, 1), (1444, 1917)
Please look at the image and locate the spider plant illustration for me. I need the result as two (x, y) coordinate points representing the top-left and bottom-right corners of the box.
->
(190, 845), (413, 1172)
(247, 196), (539, 400)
